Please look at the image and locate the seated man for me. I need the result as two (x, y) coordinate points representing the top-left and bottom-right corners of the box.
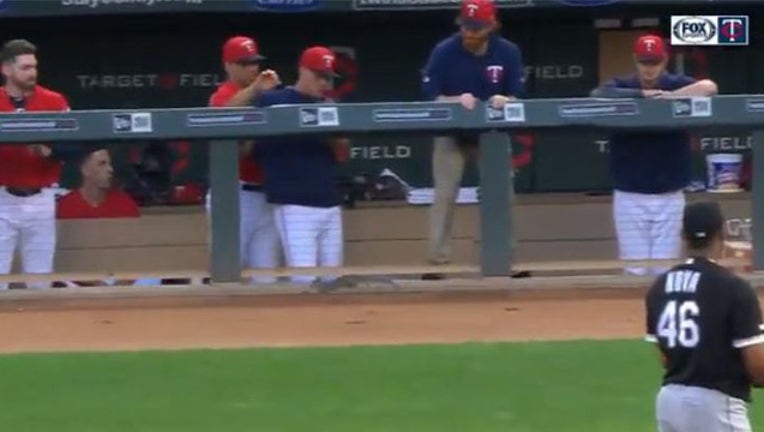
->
(57, 146), (139, 219)
(58, 146), (158, 287)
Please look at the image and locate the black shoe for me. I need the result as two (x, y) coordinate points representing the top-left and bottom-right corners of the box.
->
(421, 272), (445, 281)
(511, 271), (531, 279)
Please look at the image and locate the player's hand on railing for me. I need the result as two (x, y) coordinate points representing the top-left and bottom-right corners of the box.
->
(459, 93), (477, 110)
(488, 94), (513, 109)
(642, 89), (666, 98)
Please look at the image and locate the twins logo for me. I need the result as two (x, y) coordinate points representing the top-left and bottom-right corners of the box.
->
(718, 16), (748, 45)
(241, 40), (256, 53)
(323, 54), (335, 69)
(465, 3), (479, 16)
(486, 65), (504, 84)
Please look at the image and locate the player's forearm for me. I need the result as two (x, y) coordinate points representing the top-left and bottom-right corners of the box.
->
(225, 85), (261, 107)
(590, 87), (644, 98)
(668, 79), (719, 97)
(435, 95), (463, 103)
(506, 50), (525, 98)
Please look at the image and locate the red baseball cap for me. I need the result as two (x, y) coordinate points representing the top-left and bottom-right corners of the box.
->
(299, 46), (339, 78)
(222, 36), (266, 64)
(633, 35), (668, 62)
(458, 0), (497, 31)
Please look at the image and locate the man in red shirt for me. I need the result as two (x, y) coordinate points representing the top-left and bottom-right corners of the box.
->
(207, 36), (281, 284)
(57, 147), (140, 219)
(0, 39), (72, 289)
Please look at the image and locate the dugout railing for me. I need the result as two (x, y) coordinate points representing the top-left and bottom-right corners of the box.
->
(0, 96), (762, 283)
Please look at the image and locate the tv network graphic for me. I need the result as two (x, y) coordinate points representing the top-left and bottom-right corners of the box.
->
(671, 15), (749, 46)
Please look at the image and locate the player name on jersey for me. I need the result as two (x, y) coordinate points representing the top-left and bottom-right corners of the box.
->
(664, 270), (700, 294)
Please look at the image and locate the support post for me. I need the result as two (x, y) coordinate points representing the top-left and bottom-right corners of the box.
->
(209, 139), (241, 283)
(478, 130), (513, 276)
(752, 130), (764, 270)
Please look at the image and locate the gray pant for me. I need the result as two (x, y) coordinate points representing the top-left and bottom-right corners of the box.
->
(428, 135), (514, 265)
(656, 384), (752, 432)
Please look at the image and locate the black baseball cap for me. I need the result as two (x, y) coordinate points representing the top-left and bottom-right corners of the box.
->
(74, 143), (109, 165)
(683, 201), (725, 241)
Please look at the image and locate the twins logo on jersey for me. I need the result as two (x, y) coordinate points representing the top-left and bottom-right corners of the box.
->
(486, 65), (504, 84)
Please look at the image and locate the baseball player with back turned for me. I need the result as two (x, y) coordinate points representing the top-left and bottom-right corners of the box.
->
(208, 36), (281, 284)
(645, 201), (764, 432)
(421, 0), (524, 280)
(591, 35), (717, 276)
(255, 46), (349, 286)
(0, 39), (74, 290)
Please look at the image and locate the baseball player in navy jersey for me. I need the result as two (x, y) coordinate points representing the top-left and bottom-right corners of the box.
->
(420, 0), (524, 279)
(645, 201), (764, 432)
(254, 46), (349, 285)
(591, 35), (718, 276)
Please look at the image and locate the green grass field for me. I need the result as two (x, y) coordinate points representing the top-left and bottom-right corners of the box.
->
(0, 340), (761, 431)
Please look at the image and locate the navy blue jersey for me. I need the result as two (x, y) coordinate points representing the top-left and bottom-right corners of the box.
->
(254, 87), (341, 208)
(421, 33), (524, 101)
(603, 73), (696, 194)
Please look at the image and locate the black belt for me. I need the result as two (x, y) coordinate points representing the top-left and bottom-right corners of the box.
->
(5, 187), (42, 197)
(241, 183), (263, 192)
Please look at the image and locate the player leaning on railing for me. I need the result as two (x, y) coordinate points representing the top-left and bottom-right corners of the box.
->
(420, 0), (525, 280)
(590, 34), (718, 276)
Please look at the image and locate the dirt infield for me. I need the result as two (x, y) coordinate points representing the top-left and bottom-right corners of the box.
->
(1, 276), (761, 354)
(0, 280), (660, 354)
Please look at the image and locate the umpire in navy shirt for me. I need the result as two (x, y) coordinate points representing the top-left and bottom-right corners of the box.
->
(591, 35), (718, 276)
(421, 0), (524, 279)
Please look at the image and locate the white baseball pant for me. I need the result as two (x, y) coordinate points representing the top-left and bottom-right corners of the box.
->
(273, 204), (343, 285)
(206, 185), (281, 284)
(656, 384), (751, 432)
(0, 188), (56, 289)
(613, 189), (685, 276)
